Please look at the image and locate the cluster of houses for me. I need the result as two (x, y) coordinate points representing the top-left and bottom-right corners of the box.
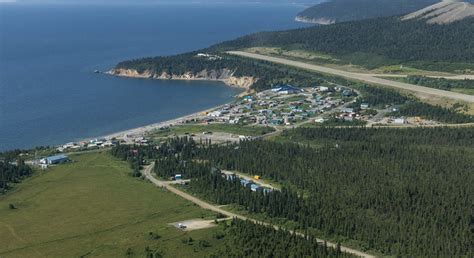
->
(337, 107), (363, 122)
(195, 53), (222, 61)
(223, 173), (274, 194)
(56, 138), (118, 152)
(196, 84), (349, 127)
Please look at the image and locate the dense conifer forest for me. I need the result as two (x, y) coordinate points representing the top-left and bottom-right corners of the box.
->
(212, 17), (474, 70)
(212, 219), (355, 258)
(400, 75), (474, 91)
(0, 161), (33, 193)
(116, 52), (332, 91)
(111, 127), (474, 256)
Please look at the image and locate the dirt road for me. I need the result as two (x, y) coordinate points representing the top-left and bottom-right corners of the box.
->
(221, 170), (278, 190)
(228, 51), (474, 103)
(143, 164), (376, 258)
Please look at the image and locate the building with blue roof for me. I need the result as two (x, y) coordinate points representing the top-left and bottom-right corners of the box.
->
(240, 179), (250, 186)
(250, 184), (260, 192)
(40, 154), (69, 165)
(271, 84), (303, 95)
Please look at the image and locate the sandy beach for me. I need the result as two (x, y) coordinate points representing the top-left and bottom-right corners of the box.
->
(99, 104), (228, 141)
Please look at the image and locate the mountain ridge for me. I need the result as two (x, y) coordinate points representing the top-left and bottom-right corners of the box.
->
(296, 0), (440, 24)
(402, 0), (474, 24)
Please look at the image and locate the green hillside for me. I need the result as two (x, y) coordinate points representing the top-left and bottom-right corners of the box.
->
(213, 16), (474, 71)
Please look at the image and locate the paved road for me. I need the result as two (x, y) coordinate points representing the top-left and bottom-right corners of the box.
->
(143, 164), (376, 258)
(365, 74), (474, 80)
(228, 51), (474, 103)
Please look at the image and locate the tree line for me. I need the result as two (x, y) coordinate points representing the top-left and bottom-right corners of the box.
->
(402, 75), (474, 91)
(0, 160), (33, 193)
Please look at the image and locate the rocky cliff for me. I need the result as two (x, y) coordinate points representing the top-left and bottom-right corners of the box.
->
(108, 68), (256, 89)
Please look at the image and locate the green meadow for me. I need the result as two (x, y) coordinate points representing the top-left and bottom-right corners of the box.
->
(0, 152), (223, 257)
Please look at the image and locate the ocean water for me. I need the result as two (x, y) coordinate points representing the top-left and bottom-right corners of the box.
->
(0, 3), (308, 151)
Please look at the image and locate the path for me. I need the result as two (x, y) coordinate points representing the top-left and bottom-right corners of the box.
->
(228, 51), (474, 103)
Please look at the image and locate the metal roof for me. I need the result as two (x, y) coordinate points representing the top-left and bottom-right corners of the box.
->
(46, 154), (68, 161)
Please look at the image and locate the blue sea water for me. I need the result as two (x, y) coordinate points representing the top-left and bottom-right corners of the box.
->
(0, 3), (308, 151)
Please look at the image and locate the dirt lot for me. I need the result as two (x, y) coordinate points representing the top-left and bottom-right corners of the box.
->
(170, 219), (218, 232)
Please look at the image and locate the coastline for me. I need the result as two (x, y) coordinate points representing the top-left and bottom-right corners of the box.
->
(81, 73), (249, 144)
(97, 103), (232, 142)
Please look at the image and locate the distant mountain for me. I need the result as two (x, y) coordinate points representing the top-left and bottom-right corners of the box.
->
(296, 0), (440, 24)
(403, 0), (474, 24)
(14, 0), (321, 4)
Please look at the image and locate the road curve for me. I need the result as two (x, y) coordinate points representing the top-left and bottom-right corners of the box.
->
(228, 51), (474, 103)
(143, 164), (376, 258)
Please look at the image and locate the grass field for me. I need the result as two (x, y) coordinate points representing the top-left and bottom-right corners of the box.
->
(0, 152), (224, 257)
(451, 88), (474, 96)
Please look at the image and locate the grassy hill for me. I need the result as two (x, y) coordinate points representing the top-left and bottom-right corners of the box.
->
(0, 152), (221, 257)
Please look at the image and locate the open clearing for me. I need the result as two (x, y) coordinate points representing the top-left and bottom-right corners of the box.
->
(0, 152), (222, 257)
(169, 219), (219, 232)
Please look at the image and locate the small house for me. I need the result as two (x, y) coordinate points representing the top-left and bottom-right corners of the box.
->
(393, 117), (407, 124)
(360, 103), (370, 110)
(240, 179), (250, 186)
(342, 108), (355, 113)
(318, 86), (329, 92)
(175, 174), (183, 180)
(342, 90), (353, 97)
(315, 118), (325, 123)
(250, 184), (259, 192)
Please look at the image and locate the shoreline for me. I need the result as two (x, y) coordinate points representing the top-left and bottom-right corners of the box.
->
(80, 73), (249, 144)
(97, 102), (232, 142)
(3, 73), (248, 152)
